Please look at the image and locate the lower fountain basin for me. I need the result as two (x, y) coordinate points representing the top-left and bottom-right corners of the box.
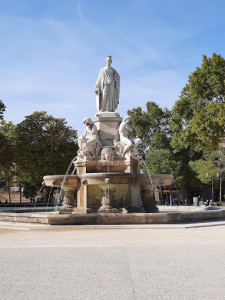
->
(0, 208), (225, 225)
(43, 173), (174, 214)
(43, 173), (174, 188)
(43, 175), (79, 188)
(138, 174), (174, 187)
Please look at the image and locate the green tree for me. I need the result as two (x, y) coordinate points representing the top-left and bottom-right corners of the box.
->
(0, 120), (16, 202)
(127, 101), (201, 187)
(145, 148), (201, 187)
(13, 111), (78, 197)
(171, 53), (225, 152)
(128, 101), (171, 157)
(0, 100), (6, 120)
(145, 148), (177, 175)
(189, 148), (225, 184)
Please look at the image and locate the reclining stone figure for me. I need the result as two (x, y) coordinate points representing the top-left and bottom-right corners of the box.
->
(78, 117), (101, 160)
(114, 116), (141, 159)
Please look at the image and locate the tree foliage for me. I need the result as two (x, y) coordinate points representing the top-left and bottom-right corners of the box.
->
(127, 101), (200, 186)
(145, 148), (201, 187)
(0, 120), (16, 202)
(0, 121), (16, 171)
(190, 148), (225, 184)
(171, 53), (225, 152)
(0, 100), (6, 120)
(145, 149), (177, 175)
(13, 111), (78, 197)
(127, 101), (171, 157)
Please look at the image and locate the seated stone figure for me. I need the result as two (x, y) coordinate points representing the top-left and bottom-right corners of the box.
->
(114, 116), (141, 160)
(78, 117), (101, 160)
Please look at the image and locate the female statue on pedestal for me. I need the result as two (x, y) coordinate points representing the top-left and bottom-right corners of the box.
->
(94, 55), (120, 112)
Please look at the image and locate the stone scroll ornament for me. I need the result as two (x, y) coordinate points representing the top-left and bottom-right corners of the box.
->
(77, 117), (102, 160)
(94, 55), (120, 112)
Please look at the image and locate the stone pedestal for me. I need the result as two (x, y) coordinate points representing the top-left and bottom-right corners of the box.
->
(73, 179), (90, 214)
(74, 159), (142, 176)
(141, 187), (158, 213)
(98, 184), (118, 213)
(129, 184), (145, 213)
(94, 112), (122, 146)
(60, 187), (77, 214)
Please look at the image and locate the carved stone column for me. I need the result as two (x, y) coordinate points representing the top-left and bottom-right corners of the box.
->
(98, 184), (118, 213)
(73, 179), (91, 214)
(141, 186), (158, 213)
(59, 186), (77, 214)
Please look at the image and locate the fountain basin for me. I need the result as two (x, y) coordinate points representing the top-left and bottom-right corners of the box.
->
(43, 173), (173, 214)
(138, 174), (174, 187)
(43, 175), (79, 188)
(0, 208), (225, 225)
(43, 173), (173, 187)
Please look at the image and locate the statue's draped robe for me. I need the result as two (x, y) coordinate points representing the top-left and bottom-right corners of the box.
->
(95, 66), (120, 112)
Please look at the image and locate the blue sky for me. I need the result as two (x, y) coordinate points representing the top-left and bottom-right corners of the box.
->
(1, 0), (225, 134)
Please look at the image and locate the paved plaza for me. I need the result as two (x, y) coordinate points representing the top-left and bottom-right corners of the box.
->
(0, 223), (225, 300)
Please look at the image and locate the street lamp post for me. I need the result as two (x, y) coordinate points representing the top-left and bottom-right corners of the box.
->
(19, 182), (22, 203)
(217, 172), (223, 203)
(206, 173), (214, 205)
(13, 180), (24, 204)
(217, 149), (225, 203)
(212, 177), (214, 204)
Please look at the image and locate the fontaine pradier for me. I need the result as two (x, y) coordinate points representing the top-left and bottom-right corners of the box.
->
(43, 56), (173, 214)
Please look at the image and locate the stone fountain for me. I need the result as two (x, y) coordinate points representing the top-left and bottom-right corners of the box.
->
(43, 55), (173, 215)
(1, 56), (223, 226)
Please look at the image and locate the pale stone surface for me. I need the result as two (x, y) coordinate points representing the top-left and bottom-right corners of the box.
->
(74, 159), (142, 174)
(60, 187), (77, 213)
(73, 178), (88, 214)
(93, 112), (122, 146)
(1, 226), (225, 300)
(95, 111), (121, 118)
(98, 184), (118, 213)
(101, 147), (114, 161)
(94, 55), (120, 112)
(43, 172), (172, 214)
(43, 57), (172, 215)
(78, 117), (101, 160)
(115, 116), (141, 158)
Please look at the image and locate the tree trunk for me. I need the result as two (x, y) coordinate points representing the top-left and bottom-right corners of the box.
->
(6, 170), (11, 204)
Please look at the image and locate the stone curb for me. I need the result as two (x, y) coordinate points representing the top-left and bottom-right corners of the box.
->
(0, 210), (225, 225)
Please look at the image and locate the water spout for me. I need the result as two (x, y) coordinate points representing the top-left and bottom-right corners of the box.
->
(140, 158), (157, 200)
(32, 185), (44, 212)
(55, 155), (77, 212)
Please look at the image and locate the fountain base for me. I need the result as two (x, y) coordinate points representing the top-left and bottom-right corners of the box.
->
(1, 209), (225, 225)
(43, 173), (173, 214)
